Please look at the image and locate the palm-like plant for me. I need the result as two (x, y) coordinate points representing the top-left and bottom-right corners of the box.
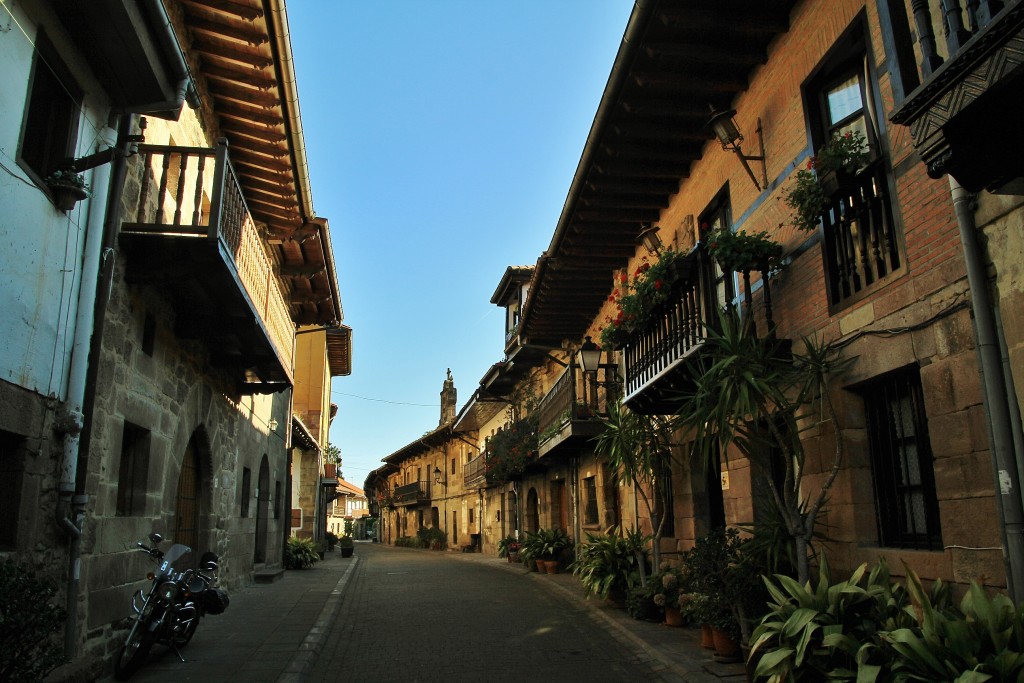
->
(593, 402), (676, 574)
(673, 309), (850, 585)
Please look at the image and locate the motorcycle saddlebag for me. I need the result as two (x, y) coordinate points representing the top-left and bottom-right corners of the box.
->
(204, 588), (230, 615)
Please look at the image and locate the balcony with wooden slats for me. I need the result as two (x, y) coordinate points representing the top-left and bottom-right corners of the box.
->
(119, 140), (293, 392)
(393, 481), (432, 507)
(889, 0), (1024, 193)
(536, 364), (620, 458)
(621, 245), (718, 415)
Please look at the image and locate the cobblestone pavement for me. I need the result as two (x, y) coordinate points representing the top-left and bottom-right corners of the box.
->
(101, 542), (745, 683)
(309, 542), (668, 682)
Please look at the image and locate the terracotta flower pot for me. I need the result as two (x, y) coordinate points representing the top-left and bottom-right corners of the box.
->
(544, 560), (559, 574)
(712, 627), (741, 662)
(533, 559), (547, 573)
(664, 606), (683, 627)
(700, 624), (715, 650)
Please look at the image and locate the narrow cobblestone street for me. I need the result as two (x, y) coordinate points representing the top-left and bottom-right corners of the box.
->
(309, 543), (665, 682)
(109, 542), (743, 683)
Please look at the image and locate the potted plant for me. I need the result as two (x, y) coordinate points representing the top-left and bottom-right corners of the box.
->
(648, 563), (687, 626)
(497, 534), (521, 562)
(599, 247), (693, 350)
(44, 168), (90, 211)
(326, 531), (338, 552)
(783, 130), (870, 232)
(518, 530), (545, 571)
(484, 415), (539, 485)
(337, 535), (354, 558)
(570, 530), (647, 606)
(705, 227), (783, 274)
(536, 527), (573, 573)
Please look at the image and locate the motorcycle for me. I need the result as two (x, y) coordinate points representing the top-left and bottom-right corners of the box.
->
(113, 533), (229, 680)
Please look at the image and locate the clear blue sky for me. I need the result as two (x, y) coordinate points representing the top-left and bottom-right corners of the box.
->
(288, 2), (633, 486)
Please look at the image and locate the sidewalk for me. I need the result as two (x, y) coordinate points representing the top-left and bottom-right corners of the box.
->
(452, 550), (748, 683)
(106, 542), (748, 683)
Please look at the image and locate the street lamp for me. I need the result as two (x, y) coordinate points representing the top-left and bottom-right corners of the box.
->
(433, 465), (447, 489)
(706, 106), (767, 192)
(577, 336), (601, 374)
(637, 223), (664, 255)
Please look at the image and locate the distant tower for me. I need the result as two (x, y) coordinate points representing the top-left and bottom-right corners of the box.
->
(440, 368), (456, 426)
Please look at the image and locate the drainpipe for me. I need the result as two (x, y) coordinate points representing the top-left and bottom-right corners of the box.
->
(123, 0), (201, 118)
(57, 123), (116, 658)
(949, 177), (1024, 601)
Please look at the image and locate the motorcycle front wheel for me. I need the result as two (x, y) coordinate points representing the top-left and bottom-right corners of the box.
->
(113, 623), (155, 680)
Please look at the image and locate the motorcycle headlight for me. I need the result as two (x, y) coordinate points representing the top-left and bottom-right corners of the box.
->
(158, 581), (179, 602)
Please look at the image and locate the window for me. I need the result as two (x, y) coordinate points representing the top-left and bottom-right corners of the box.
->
(862, 366), (942, 550)
(583, 476), (599, 525)
(240, 467), (251, 517)
(274, 481), (281, 519)
(0, 432), (25, 548)
(19, 31), (82, 187)
(116, 422), (150, 516)
(699, 193), (735, 310)
(806, 20), (902, 310)
(450, 457), (455, 475)
(658, 463), (675, 538)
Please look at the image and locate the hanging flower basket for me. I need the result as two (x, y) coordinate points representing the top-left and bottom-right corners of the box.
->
(706, 227), (783, 274)
(783, 130), (869, 232)
(45, 169), (90, 212)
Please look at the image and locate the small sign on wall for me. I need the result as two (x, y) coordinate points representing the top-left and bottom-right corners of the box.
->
(721, 470), (730, 490)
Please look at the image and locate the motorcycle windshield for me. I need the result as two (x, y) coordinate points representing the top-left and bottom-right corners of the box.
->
(163, 544), (192, 566)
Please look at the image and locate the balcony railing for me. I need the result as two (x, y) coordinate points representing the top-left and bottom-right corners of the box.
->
(119, 140), (294, 386)
(393, 481), (431, 506)
(464, 455), (487, 486)
(622, 245), (716, 413)
(888, 0), (1023, 191)
(821, 162), (901, 308)
(536, 364), (619, 456)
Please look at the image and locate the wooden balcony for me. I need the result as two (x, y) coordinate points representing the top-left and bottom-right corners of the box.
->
(464, 455), (487, 488)
(119, 140), (294, 391)
(821, 161), (902, 308)
(622, 245), (717, 415)
(889, 0), (1024, 192)
(536, 364), (619, 457)
(393, 481), (431, 507)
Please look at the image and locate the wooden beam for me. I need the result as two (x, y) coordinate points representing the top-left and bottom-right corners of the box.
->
(186, 16), (268, 46)
(218, 101), (284, 126)
(211, 83), (280, 108)
(204, 63), (276, 89)
(632, 71), (748, 94)
(191, 37), (274, 69)
(183, 0), (264, 21)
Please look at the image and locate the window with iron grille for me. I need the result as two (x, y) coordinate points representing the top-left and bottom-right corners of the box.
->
(804, 18), (904, 311)
(583, 476), (598, 525)
(116, 422), (150, 516)
(862, 365), (942, 550)
(658, 462), (676, 538)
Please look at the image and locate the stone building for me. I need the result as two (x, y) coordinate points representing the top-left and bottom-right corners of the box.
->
(369, 372), (486, 550)
(0, 0), (346, 675)
(368, 0), (1024, 600)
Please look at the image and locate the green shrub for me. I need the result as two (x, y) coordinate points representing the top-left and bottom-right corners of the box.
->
(414, 526), (446, 550)
(395, 535), (417, 548)
(283, 536), (320, 569)
(570, 530), (647, 601)
(0, 560), (67, 682)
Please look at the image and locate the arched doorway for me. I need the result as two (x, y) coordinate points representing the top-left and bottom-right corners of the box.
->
(254, 454), (270, 563)
(172, 436), (202, 559)
(525, 487), (540, 533)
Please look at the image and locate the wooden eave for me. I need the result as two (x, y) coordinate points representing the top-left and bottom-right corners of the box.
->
(181, 0), (343, 328)
(518, 0), (795, 347)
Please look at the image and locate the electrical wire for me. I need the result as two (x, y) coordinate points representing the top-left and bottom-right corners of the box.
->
(832, 291), (971, 350)
(330, 390), (437, 408)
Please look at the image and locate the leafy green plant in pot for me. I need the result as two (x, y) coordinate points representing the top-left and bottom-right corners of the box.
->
(536, 527), (573, 572)
(782, 130), (869, 232)
(338, 535), (354, 558)
(571, 529), (648, 606)
(497, 534), (521, 561)
(44, 168), (90, 211)
(284, 536), (320, 569)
